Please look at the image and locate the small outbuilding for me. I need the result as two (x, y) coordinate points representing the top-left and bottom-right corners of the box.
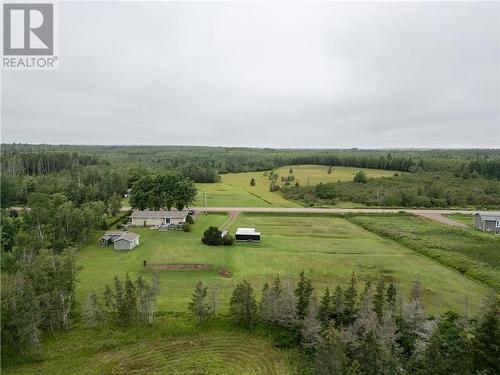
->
(474, 212), (500, 233)
(100, 231), (126, 246)
(235, 228), (261, 242)
(131, 209), (189, 227)
(99, 231), (140, 250)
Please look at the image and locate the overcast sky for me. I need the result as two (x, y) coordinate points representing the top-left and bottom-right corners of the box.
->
(1, 1), (499, 148)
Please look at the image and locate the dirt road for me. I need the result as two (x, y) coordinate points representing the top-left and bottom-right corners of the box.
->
(188, 207), (473, 227)
(11, 206), (473, 227)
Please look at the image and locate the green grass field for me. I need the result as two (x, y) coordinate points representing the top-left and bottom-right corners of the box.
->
(273, 165), (397, 185)
(195, 165), (396, 208)
(445, 213), (474, 226)
(2, 316), (296, 375)
(75, 213), (489, 315)
(348, 214), (500, 291)
(193, 182), (272, 207)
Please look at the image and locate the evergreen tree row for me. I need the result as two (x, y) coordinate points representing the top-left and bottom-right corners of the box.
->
(188, 272), (499, 375)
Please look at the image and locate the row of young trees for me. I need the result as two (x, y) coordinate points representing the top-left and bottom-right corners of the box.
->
(84, 273), (160, 327)
(188, 272), (499, 375)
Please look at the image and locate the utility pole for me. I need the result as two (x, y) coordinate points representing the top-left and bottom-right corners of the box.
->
(204, 192), (208, 214)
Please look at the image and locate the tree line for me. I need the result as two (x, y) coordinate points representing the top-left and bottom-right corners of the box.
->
(188, 272), (499, 375)
(84, 273), (160, 328)
(1, 150), (101, 176)
(282, 172), (500, 208)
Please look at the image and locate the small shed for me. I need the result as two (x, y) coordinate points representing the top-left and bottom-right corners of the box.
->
(474, 212), (500, 233)
(99, 231), (140, 250)
(113, 232), (140, 250)
(100, 231), (127, 247)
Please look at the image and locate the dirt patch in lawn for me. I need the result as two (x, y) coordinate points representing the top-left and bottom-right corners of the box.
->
(145, 264), (213, 271)
(218, 267), (232, 278)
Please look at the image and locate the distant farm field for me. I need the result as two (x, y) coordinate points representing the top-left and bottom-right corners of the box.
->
(75, 213), (488, 315)
(193, 182), (272, 207)
(195, 165), (397, 208)
(2, 316), (294, 375)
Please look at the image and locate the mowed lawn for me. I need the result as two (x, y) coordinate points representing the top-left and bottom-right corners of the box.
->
(194, 182), (272, 207)
(226, 214), (489, 314)
(196, 165), (397, 208)
(445, 213), (474, 226)
(76, 213), (488, 315)
(2, 316), (294, 375)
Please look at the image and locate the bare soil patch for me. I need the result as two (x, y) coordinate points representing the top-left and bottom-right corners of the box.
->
(218, 267), (232, 278)
(145, 264), (213, 271)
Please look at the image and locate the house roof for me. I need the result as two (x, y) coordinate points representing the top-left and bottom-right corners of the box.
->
(104, 231), (126, 236)
(100, 231), (139, 242)
(115, 232), (140, 242)
(100, 231), (125, 240)
(131, 209), (188, 220)
(475, 212), (500, 221)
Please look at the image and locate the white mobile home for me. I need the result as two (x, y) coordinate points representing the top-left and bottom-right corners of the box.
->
(131, 209), (189, 227)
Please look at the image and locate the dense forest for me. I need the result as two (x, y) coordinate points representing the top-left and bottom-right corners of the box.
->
(1, 145), (499, 209)
(283, 172), (500, 208)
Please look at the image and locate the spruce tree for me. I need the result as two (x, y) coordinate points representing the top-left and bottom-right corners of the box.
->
(277, 277), (297, 327)
(344, 272), (358, 324)
(113, 276), (127, 325)
(270, 274), (283, 323)
(301, 296), (323, 349)
(373, 278), (385, 321)
(318, 287), (333, 326)
(188, 281), (211, 323)
(295, 271), (314, 321)
(386, 283), (397, 311)
(419, 312), (474, 375)
(332, 285), (344, 325)
(472, 295), (499, 375)
(315, 321), (347, 375)
(401, 280), (433, 358)
(124, 274), (138, 324)
(386, 283), (397, 303)
(378, 311), (403, 375)
(345, 360), (363, 375)
(357, 331), (384, 375)
(229, 280), (257, 329)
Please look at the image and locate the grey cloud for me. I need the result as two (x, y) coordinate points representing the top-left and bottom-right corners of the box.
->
(1, 1), (499, 147)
